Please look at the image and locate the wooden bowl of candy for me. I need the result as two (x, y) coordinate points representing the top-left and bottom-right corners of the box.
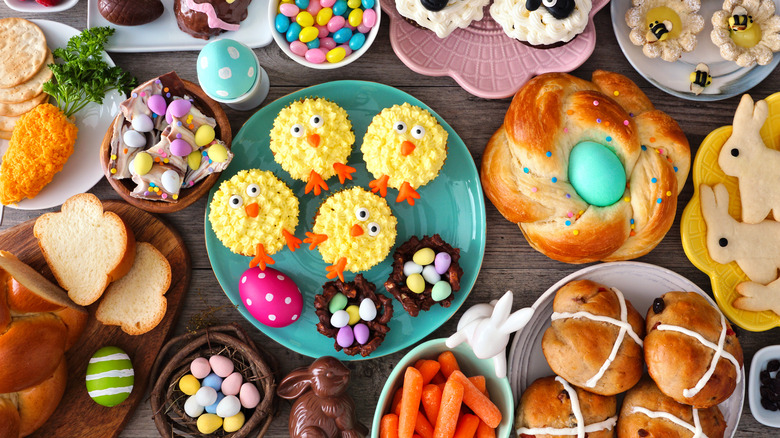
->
(99, 72), (233, 214)
(150, 324), (277, 437)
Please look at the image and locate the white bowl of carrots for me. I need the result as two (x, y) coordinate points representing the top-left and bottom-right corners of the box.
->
(372, 338), (514, 438)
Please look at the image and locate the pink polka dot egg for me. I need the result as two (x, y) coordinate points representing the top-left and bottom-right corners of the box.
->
(239, 267), (303, 328)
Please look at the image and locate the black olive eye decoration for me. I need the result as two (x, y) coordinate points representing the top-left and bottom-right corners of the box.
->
(731, 148), (739, 157)
(719, 237), (729, 247)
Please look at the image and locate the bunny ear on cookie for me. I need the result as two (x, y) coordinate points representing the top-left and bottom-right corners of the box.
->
(732, 94), (768, 133)
(700, 183), (731, 220)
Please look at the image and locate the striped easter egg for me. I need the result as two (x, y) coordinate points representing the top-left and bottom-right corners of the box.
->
(85, 346), (134, 407)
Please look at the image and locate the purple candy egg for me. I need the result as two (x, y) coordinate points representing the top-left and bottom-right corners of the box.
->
(170, 138), (193, 157)
(434, 252), (451, 275)
(168, 99), (192, 118)
(147, 94), (167, 116)
(354, 323), (369, 345)
(336, 326), (354, 348)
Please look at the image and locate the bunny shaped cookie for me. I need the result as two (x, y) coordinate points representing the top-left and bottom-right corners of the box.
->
(446, 291), (535, 378)
(700, 183), (780, 284)
(735, 278), (780, 316)
(277, 356), (368, 438)
(718, 94), (780, 223)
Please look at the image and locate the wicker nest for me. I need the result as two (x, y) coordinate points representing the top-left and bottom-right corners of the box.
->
(150, 324), (278, 437)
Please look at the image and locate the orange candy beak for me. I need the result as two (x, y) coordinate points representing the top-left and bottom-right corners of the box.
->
(307, 133), (321, 148)
(350, 223), (364, 237)
(245, 202), (259, 218)
(401, 140), (416, 156)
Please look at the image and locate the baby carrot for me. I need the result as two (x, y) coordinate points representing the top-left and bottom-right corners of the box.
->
(453, 414), (480, 438)
(438, 351), (460, 378)
(431, 372), (446, 384)
(415, 411), (435, 438)
(415, 359), (426, 368)
(381, 413), (400, 438)
(413, 435), (423, 438)
(467, 376), (486, 395)
(434, 378), (464, 438)
(417, 360), (442, 385)
(392, 387), (404, 415)
(421, 384), (442, 425)
(475, 420), (496, 438)
(449, 371), (502, 429)
(399, 367), (424, 438)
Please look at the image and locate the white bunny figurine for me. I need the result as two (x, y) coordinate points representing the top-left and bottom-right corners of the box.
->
(718, 94), (780, 224)
(446, 291), (535, 379)
(700, 183), (780, 284)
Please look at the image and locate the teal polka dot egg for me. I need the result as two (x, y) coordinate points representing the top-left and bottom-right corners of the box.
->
(85, 346), (134, 407)
(197, 39), (258, 100)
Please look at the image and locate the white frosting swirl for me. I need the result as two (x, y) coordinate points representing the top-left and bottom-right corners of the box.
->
(395, 0), (491, 38)
(490, 0), (592, 46)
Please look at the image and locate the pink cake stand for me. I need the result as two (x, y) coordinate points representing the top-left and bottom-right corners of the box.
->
(380, 0), (610, 99)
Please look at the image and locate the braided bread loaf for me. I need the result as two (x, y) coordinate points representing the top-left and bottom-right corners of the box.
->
(481, 71), (690, 263)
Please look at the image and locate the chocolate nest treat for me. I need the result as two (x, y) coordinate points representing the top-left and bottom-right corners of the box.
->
(385, 234), (463, 316)
(314, 274), (393, 357)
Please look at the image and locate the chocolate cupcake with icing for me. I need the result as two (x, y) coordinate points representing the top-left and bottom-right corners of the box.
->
(490, 0), (592, 47)
(173, 0), (252, 40)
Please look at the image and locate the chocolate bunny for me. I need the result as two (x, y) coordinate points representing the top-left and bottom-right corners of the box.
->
(277, 356), (368, 438)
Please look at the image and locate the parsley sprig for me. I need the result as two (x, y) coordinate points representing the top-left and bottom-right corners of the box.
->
(42, 27), (136, 118)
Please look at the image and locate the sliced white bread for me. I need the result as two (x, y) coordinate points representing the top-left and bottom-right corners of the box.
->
(33, 193), (136, 306)
(96, 242), (171, 335)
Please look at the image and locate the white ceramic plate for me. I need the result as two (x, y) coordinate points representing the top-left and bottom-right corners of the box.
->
(611, 0), (780, 101)
(3, 0), (78, 13)
(507, 262), (744, 437)
(0, 19), (123, 211)
(87, 0), (272, 52)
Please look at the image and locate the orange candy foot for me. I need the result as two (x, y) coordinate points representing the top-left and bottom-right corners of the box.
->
(305, 170), (329, 196)
(283, 229), (302, 252)
(369, 174), (389, 198)
(303, 232), (328, 250)
(396, 181), (420, 205)
(333, 162), (357, 184)
(326, 257), (347, 282)
(249, 243), (274, 270)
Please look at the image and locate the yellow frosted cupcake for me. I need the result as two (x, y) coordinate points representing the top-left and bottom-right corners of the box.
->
(304, 187), (397, 281)
(269, 98), (356, 196)
(209, 169), (301, 269)
(361, 103), (448, 205)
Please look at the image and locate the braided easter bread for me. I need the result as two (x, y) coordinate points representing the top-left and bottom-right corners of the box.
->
(481, 71), (690, 263)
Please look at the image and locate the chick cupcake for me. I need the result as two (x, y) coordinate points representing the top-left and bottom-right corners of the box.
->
(304, 187), (398, 281)
(361, 103), (448, 205)
(270, 98), (356, 196)
(209, 169), (302, 269)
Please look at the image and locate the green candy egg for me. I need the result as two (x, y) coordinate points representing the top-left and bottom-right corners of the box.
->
(431, 281), (452, 302)
(567, 141), (626, 207)
(328, 292), (348, 313)
(86, 346), (134, 407)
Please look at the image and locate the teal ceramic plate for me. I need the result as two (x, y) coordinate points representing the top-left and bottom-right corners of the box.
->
(205, 80), (486, 360)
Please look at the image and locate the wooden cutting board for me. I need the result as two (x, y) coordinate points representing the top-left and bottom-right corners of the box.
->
(0, 200), (191, 438)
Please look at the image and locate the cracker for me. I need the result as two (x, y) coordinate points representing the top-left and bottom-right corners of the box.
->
(0, 114), (19, 132)
(0, 50), (52, 103)
(0, 18), (48, 89)
(0, 92), (47, 117)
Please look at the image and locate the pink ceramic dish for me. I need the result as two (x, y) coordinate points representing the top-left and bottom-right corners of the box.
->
(380, 0), (610, 99)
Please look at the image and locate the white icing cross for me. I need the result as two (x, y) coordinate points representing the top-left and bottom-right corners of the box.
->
(551, 287), (643, 388)
(655, 312), (741, 398)
(516, 377), (618, 438)
(630, 406), (708, 438)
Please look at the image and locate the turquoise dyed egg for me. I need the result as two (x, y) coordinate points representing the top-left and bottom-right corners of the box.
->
(197, 39), (258, 100)
(86, 346), (134, 407)
(567, 141), (626, 207)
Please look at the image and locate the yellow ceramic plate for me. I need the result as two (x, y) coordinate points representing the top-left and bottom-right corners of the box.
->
(681, 92), (780, 331)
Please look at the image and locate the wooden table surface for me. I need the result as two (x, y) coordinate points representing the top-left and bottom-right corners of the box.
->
(1, 2), (778, 437)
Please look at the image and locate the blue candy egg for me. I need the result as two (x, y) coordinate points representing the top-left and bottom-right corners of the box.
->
(362, 0), (375, 8)
(286, 22), (303, 42)
(197, 39), (258, 100)
(333, 0), (347, 16)
(295, 0), (309, 8)
(333, 27), (352, 44)
(567, 141), (626, 207)
(307, 38), (320, 49)
(348, 32), (366, 50)
(202, 373), (223, 390)
(205, 391), (225, 414)
(275, 13), (291, 33)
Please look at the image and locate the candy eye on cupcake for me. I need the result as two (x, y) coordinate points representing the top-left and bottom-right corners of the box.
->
(525, 0), (576, 20)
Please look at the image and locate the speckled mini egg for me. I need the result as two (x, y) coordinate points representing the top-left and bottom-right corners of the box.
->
(239, 266), (303, 328)
(85, 346), (134, 407)
(197, 39), (258, 100)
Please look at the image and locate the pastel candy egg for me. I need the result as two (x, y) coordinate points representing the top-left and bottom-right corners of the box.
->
(202, 373), (223, 390)
(333, 27), (352, 44)
(320, 37), (337, 50)
(434, 252), (451, 275)
(307, 0), (322, 15)
(223, 411), (246, 433)
(307, 38), (321, 50)
(348, 32), (366, 51)
(327, 47), (346, 63)
(328, 292), (348, 313)
(280, 2), (299, 16)
(184, 395), (205, 418)
(316, 24), (329, 37)
(331, 309), (349, 328)
(354, 323), (369, 344)
(332, 0), (347, 15)
(179, 374), (201, 396)
(407, 273), (425, 294)
(195, 386), (218, 406)
(345, 304), (360, 325)
(123, 129), (146, 148)
(275, 13), (291, 33)
(327, 15), (345, 33)
(197, 39), (258, 100)
(209, 355), (234, 378)
(195, 124), (216, 147)
(131, 113), (154, 132)
(317, 7), (333, 25)
(197, 413), (223, 434)
(413, 248), (435, 266)
(362, 0), (374, 8)
(170, 138), (192, 157)
(187, 150), (203, 169)
(296, 11), (315, 27)
(348, 8), (362, 27)
(321, 0), (336, 6)
(403, 261), (423, 276)
(222, 372), (243, 396)
(147, 94), (166, 116)
(205, 391), (225, 414)
(337, 326), (354, 347)
(216, 395), (242, 418)
(240, 382), (261, 409)
(338, 44), (353, 56)
(239, 267), (303, 327)
(168, 99), (192, 119)
(207, 142), (229, 162)
(362, 7), (377, 27)
(295, 0), (309, 8)
(290, 40), (308, 56)
(357, 23), (371, 34)
(422, 265), (441, 284)
(568, 141), (626, 207)
(286, 22), (303, 42)
(86, 346), (134, 407)
(160, 169), (180, 194)
(347, 0), (360, 7)
(305, 48), (327, 63)
(299, 26), (319, 43)
(431, 281), (452, 302)
(191, 357), (211, 379)
(358, 297), (377, 321)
